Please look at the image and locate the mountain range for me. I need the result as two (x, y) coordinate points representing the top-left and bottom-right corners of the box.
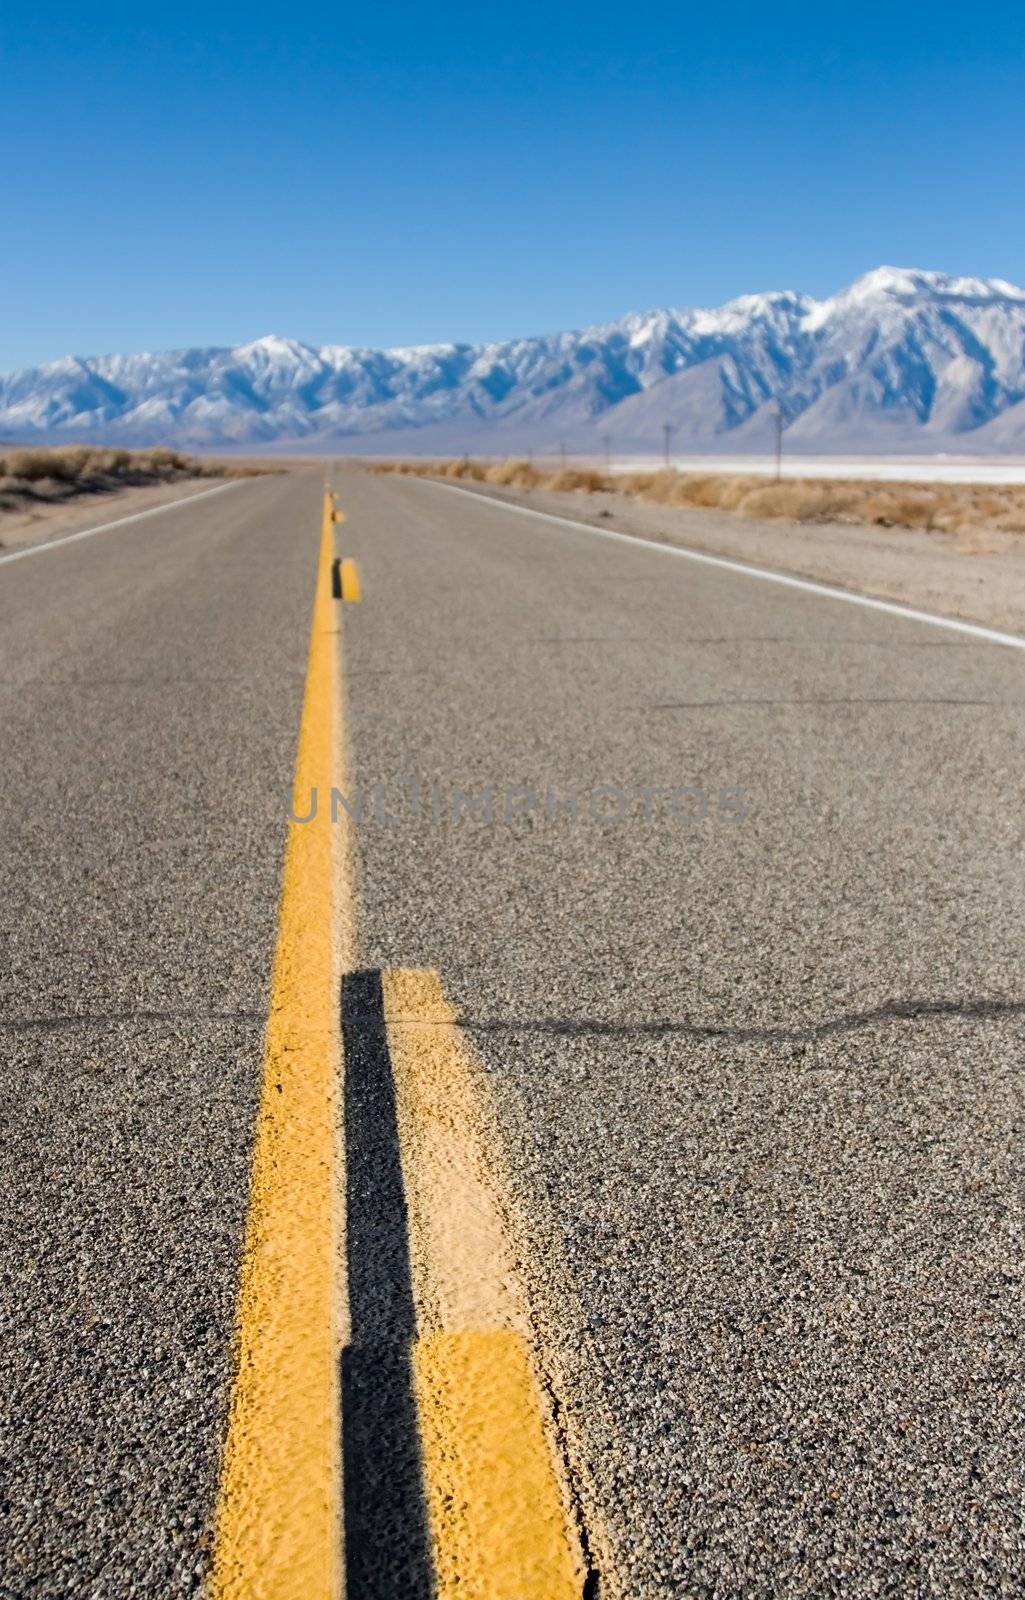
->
(4, 267), (1025, 454)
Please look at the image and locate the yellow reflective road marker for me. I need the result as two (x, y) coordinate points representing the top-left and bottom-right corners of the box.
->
(339, 558), (361, 603)
(383, 969), (587, 1599)
(211, 491), (352, 1600)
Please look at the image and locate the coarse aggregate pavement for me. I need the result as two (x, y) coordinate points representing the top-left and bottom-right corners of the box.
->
(1, 465), (1023, 1597)
(337, 469), (1025, 1598)
(0, 474), (321, 1595)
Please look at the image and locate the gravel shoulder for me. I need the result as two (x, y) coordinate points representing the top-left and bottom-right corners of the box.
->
(442, 477), (1025, 636)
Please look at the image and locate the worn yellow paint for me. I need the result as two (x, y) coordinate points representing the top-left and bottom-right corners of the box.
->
(382, 968), (521, 1333)
(383, 968), (585, 1599)
(339, 557), (361, 603)
(211, 491), (351, 1600)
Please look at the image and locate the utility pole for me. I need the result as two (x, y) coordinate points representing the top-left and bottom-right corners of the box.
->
(601, 434), (612, 471)
(662, 422), (675, 469)
(559, 441), (566, 469)
(773, 404), (784, 482)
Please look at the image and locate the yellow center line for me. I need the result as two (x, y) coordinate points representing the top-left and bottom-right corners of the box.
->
(211, 491), (352, 1600)
(212, 495), (589, 1598)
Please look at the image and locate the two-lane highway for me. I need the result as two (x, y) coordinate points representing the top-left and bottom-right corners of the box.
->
(1, 467), (1023, 1597)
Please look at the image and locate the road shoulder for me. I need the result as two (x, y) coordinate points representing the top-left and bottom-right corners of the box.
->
(0, 477), (252, 556)
(424, 476), (1025, 636)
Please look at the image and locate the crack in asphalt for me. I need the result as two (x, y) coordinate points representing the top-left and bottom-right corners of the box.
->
(0, 1007), (264, 1034)
(455, 995), (1025, 1044)
(8, 997), (1025, 1045)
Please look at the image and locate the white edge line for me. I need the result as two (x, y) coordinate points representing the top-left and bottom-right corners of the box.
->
(0, 479), (248, 567)
(419, 476), (1025, 654)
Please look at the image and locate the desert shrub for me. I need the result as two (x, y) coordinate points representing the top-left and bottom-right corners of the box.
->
(40, 447), (92, 482)
(610, 469), (680, 504)
(79, 448), (133, 478)
(616, 472), (656, 496)
(737, 483), (823, 519)
(737, 482), (861, 521)
(886, 494), (939, 529)
(484, 458), (545, 488)
(7, 450), (58, 482)
(544, 468), (607, 492)
(969, 492), (1009, 520)
(77, 448), (115, 479)
(859, 493), (899, 526)
(142, 447), (188, 472)
(708, 476), (757, 510)
(668, 474), (727, 507)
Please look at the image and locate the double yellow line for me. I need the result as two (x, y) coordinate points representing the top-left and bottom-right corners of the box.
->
(211, 494), (588, 1598)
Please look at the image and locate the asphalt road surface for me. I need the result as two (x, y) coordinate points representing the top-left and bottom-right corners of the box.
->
(1, 468), (1023, 1597)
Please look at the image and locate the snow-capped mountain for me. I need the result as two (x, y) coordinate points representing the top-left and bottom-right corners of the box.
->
(4, 267), (1025, 453)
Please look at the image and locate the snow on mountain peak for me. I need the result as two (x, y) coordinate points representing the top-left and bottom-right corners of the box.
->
(689, 288), (812, 336)
(4, 266), (1025, 452)
(234, 334), (322, 364)
(841, 266), (1025, 304)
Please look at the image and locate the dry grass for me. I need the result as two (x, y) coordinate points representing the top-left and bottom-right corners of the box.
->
(483, 459), (543, 488)
(364, 457), (1025, 539)
(0, 445), (272, 513)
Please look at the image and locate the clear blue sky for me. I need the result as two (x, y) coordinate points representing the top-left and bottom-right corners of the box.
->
(3, 1), (1024, 370)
